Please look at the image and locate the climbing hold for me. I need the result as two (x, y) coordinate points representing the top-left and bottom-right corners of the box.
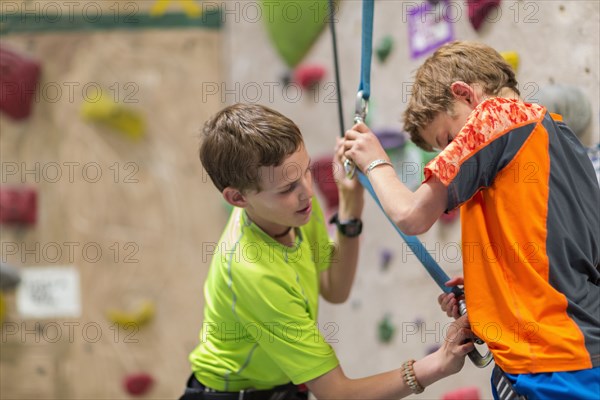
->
(0, 262), (21, 291)
(310, 155), (339, 211)
(0, 45), (41, 120)
(442, 386), (481, 400)
(500, 51), (519, 72)
(80, 92), (145, 139)
(0, 186), (37, 226)
(378, 314), (395, 343)
(281, 71), (293, 86)
(467, 0), (501, 31)
(124, 373), (154, 396)
(106, 300), (155, 328)
(536, 85), (592, 138)
(373, 129), (406, 151)
(150, 0), (202, 18)
(0, 294), (6, 323)
(376, 35), (394, 63)
(439, 209), (459, 224)
(380, 248), (393, 271)
(262, 0), (329, 68)
(293, 64), (326, 89)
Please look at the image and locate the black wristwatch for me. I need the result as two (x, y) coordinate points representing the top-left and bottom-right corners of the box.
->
(329, 213), (363, 238)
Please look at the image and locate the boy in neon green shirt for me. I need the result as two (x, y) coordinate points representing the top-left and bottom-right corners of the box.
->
(181, 103), (474, 399)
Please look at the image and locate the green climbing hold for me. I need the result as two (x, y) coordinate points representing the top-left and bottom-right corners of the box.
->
(262, 0), (331, 68)
(376, 35), (394, 63)
(378, 314), (395, 343)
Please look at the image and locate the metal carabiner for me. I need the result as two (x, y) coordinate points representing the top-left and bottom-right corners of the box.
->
(459, 299), (494, 368)
(344, 91), (369, 179)
(354, 90), (369, 124)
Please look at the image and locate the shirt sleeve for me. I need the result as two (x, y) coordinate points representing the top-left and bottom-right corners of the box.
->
(423, 98), (544, 211)
(304, 197), (335, 272)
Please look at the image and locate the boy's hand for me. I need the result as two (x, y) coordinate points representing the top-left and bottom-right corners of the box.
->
(343, 122), (389, 173)
(436, 314), (474, 376)
(334, 138), (364, 218)
(438, 277), (464, 319)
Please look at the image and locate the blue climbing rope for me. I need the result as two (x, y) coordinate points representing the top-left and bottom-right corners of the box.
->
(330, 0), (462, 297)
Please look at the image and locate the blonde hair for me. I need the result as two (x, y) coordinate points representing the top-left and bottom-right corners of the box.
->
(404, 41), (519, 151)
(199, 104), (303, 193)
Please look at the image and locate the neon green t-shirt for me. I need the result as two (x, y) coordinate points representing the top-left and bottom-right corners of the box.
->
(189, 198), (339, 391)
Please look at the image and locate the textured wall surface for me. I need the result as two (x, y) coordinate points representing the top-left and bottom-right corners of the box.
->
(0, 1), (225, 396)
(224, 1), (599, 398)
(1, 0), (598, 398)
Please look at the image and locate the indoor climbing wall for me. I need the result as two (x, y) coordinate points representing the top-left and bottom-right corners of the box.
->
(1, 1), (225, 398)
(223, 1), (599, 399)
(1, 1), (599, 399)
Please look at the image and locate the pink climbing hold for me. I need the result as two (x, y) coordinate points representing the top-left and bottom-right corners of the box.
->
(467, 0), (501, 31)
(293, 64), (326, 89)
(442, 386), (481, 400)
(124, 373), (154, 396)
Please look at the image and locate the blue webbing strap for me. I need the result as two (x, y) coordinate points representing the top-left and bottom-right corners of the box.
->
(352, 0), (461, 296)
(358, 0), (374, 100)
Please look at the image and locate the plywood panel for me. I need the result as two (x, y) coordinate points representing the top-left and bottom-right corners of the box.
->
(1, 3), (225, 397)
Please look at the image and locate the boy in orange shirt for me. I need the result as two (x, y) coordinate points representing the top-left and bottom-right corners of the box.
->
(343, 41), (599, 399)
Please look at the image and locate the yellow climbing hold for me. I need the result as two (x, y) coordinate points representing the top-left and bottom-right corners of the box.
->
(106, 300), (155, 327)
(501, 51), (519, 72)
(80, 92), (145, 140)
(0, 294), (6, 323)
(150, 0), (202, 18)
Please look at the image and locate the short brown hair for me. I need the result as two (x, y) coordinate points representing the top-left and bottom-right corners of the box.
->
(404, 41), (520, 151)
(199, 103), (303, 193)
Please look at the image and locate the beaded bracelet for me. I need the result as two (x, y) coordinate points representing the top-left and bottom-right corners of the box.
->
(401, 359), (425, 394)
(365, 159), (393, 176)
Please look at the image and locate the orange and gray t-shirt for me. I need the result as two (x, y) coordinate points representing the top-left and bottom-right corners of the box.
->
(424, 97), (600, 374)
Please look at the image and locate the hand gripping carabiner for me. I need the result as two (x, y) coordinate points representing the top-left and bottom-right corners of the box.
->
(459, 299), (494, 368)
(344, 91), (369, 179)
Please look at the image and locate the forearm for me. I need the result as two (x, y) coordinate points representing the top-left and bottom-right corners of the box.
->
(366, 165), (421, 234)
(326, 195), (362, 303)
(327, 233), (359, 303)
(308, 352), (449, 399)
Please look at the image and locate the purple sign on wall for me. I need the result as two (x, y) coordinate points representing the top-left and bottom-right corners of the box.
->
(407, 0), (455, 59)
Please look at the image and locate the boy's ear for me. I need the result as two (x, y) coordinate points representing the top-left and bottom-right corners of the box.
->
(222, 187), (248, 208)
(450, 82), (477, 107)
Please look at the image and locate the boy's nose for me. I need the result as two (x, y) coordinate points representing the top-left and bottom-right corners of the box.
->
(299, 176), (314, 201)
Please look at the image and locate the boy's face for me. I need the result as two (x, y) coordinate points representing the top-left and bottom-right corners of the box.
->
(242, 145), (314, 236)
(420, 100), (474, 152)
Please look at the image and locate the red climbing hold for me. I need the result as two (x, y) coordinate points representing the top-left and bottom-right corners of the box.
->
(467, 0), (501, 31)
(0, 187), (37, 226)
(124, 373), (154, 396)
(293, 64), (326, 89)
(0, 46), (41, 120)
(311, 156), (339, 211)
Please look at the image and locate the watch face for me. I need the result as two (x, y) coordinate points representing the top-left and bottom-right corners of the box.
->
(344, 225), (359, 236)
(341, 220), (362, 237)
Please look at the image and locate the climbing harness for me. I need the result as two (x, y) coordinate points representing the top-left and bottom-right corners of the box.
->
(327, 0), (493, 369)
